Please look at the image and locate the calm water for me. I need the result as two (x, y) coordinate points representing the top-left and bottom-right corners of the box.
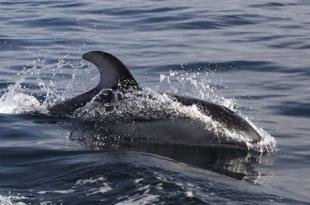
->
(0, 0), (310, 204)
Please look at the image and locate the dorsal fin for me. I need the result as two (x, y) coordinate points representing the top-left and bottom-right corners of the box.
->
(82, 51), (141, 91)
(48, 51), (141, 116)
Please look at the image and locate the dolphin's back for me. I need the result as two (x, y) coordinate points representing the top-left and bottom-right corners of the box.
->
(172, 95), (262, 143)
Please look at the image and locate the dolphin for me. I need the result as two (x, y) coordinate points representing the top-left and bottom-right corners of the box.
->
(48, 51), (263, 150)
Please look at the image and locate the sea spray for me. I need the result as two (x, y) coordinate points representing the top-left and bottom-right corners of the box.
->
(0, 54), (87, 114)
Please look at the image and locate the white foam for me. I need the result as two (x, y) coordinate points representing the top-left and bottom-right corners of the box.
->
(185, 191), (194, 198)
(37, 189), (75, 195)
(0, 70), (44, 114)
(75, 176), (106, 186)
(115, 194), (159, 205)
(87, 184), (112, 195)
(0, 195), (26, 205)
(134, 178), (144, 184)
(0, 92), (43, 114)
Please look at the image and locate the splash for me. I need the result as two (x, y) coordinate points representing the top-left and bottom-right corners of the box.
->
(76, 90), (275, 152)
(158, 71), (236, 110)
(0, 195), (27, 205)
(0, 92), (42, 114)
(0, 68), (44, 114)
(157, 71), (276, 152)
(75, 70), (276, 152)
(0, 54), (88, 114)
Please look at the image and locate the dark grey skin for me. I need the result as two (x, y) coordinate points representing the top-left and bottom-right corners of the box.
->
(48, 51), (262, 145)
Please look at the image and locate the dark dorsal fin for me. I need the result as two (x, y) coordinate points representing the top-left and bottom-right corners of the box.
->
(82, 51), (141, 91)
(48, 51), (141, 116)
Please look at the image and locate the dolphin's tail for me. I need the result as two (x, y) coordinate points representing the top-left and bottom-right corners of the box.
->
(48, 51), (140, 115)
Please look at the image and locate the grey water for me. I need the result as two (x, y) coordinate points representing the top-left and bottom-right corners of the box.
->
(0, 0), (310, 204)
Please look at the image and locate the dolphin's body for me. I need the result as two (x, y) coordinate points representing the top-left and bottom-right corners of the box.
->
(48, 51), (262, 150)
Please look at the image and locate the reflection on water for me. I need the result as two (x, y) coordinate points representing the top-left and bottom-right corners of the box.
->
(70, 119), (270, 183)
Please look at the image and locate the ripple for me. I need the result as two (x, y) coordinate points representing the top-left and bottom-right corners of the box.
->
(15, 17), (80, 30)
(151, 61), (280, 73)
(271, 102), (310, 118)
(251, 2), (287, 9)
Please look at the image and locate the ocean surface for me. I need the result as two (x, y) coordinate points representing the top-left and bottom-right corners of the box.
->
(0, 0), (310, 204)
